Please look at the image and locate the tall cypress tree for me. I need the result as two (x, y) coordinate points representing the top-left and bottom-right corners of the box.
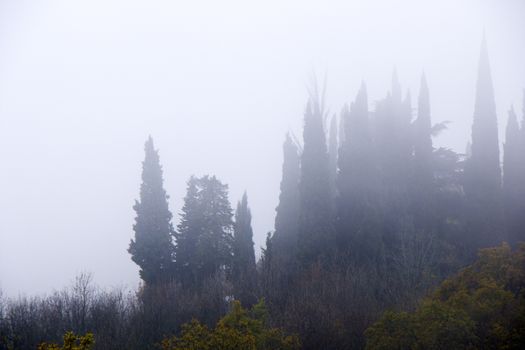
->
(464, 36), (504, 248)
(232, 192), (257, 307)
(412, 74), (435, 230)
(174, 175), (234, 287)
(337, 82), (380, 258)
(272, 133), (301, 252)
(503, 106), (525, 245)
(413, 73), (433, 188)
(128, 136), (175, 285)
(298, 88), (333, 263)
(328, 115), (338, 202)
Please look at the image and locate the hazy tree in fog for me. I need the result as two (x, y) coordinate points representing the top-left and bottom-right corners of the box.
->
(231, 192), (257, 307)
(503, 106), (525, 246)
(411, 74), (436, 230)
(174, 175), (234, 287)
(373, 72), (413, 251)
(328, 114), (338, 202)
(337, 83), (380, 258)
(272, 134), (301, 252)
(464, 37), (504, 249)
(298, 85), (334, 263)
(128, 137), (175, 285)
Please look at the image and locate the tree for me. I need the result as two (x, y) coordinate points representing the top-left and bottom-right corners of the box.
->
(38, 332), (94, 350)
(503, 103), (525, 246)
(161, 300), (300, 350)
(232, 192), (258, 307)
(129, 136), (175, 285)
(464, 36), (504, 249)
(298, 83), (334, 264)
(174, 175), (234, 287)
(328, 114), (338, 202)
(411, 73), (436, 232)
(272, 134), (301, 252)
(413, 73), (434, 193)
(337, 82), (380, 256)
(365, 243), (525, 350)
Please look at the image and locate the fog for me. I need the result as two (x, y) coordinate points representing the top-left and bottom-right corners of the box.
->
(0, 0), (524, 296)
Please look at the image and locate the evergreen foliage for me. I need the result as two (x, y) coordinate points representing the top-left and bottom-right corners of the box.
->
(503, 106), (525, 246)
(464, 36), (504, 249)
(298, 85), (334, 264)
(272, 134), (301, 252)
(174, 175), (234, 287)
(232, 192), (258, 307)
(128, 137), (175, 285)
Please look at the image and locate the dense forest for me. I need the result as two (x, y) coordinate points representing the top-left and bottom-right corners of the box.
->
(1, 38), (524, 349)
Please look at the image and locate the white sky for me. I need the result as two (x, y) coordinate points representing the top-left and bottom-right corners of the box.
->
(0, 0), (524, 296)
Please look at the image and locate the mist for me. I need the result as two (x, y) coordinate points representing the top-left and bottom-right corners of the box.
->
(0, 0), (524, 309)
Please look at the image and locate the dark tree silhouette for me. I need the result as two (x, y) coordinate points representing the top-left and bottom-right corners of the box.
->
(232, 192), (258, 307)
(298, 85), (334, 264)
(464, 36), (504, 249)
(174, 175), (234, 287)
(128, 136), (175, 285)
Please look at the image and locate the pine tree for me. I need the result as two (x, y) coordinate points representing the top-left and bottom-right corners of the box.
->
(503, 107), (525, 245)
(174, 175), (234, 287)
(232, 192), (258, 307)
(272, 134), (301, 252)
(128, 137), (175, 285)
(298, 86), (334, 263)
(464, 36), (504, 249)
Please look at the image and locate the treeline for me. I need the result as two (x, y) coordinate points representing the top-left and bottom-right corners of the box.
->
(1, 38), (525, 349)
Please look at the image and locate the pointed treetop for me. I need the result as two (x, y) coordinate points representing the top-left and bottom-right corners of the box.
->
(474, 33), (496, 118)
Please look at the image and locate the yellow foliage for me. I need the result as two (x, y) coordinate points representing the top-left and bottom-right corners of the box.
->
(162, 299), (300, 350)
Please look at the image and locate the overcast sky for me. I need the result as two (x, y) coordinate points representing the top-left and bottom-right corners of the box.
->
(1, 0), (524, 296)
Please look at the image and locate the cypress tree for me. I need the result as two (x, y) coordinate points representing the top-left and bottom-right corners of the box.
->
(298, 88), (333, 263)
(174, 175), (234, 287)
(232, 192), (258, 307)
(328, 115), (338, 201)
(272, 133), (301, 252)
(128, 136), (175, 285)
(337, 82), (380, 259)
(464, 36), (504, 248)
(413, 73), (433, 188)
(503, 107), (525, 245)
(412, 74), (435, 230)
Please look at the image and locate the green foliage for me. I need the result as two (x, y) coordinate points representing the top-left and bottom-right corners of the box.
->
(365, 243), (525, 349)
(161, 300), (300, 350)
(38, 332), (94, 350)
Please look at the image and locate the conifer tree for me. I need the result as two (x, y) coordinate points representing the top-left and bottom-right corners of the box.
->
(503, 107), (525, 245)
(337, 82), (380, 258)
(272, 134), (301, 252)
(328, 115), (338, 201)
(129, 137), (175, 285)
(413, 73), (433, 189)
(232, 192), (258, 307)
(298, 87), (334, 263)
(464, 36), (504, 248)
(174, 175), (234, 287)
(412, 74), (435, 230)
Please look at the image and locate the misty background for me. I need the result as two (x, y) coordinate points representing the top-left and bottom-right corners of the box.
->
(0, 0), (524, 296)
